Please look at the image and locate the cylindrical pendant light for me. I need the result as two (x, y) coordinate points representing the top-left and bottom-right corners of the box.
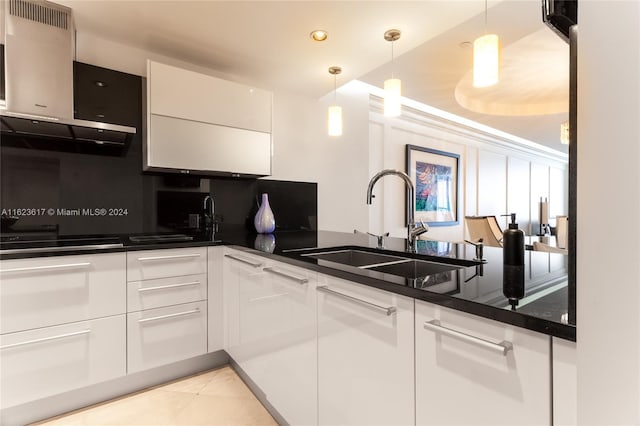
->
(473, 0), (500, 88)
(328, 66), (343, 137)
(384, 29), (402, 117)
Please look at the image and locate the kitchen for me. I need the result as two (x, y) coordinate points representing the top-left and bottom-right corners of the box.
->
(0, 0), (638, 425)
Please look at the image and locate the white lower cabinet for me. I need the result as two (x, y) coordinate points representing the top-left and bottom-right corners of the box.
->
(0, 314), (126, 409)
(224, 248), (317, 426)
(208, 246), (224, 352)
(415, 300), (551, 425)
(317, 274), (415, 426)
(552, 337), (577, 426)
(127, 301), (207, 373)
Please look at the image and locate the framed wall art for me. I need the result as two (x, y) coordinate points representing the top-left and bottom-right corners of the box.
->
(406, 144), (459, 227)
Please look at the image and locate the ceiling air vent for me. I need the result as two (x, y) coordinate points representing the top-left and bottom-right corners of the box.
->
(9, 0), (70, 30)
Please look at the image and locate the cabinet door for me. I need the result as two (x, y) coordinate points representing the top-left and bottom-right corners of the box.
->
(415, 300), (551, 425)
(224, 249), (317, 426)
(0, 315), (126, 409)
(317, 275), (414, 426)
(127, 301), (207, 374)
(148, 60), (272, 133)
(0, 252), (126, 334)
(223, 249), (270, 365)
(74, 61), (142, 128)
(552, 338), (577, 426)
(208, 246), (224, 352)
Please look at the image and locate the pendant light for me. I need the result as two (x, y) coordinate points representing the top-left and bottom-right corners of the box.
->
(473, 0), (500, 88)
(328, 66), (343, 137)
(384, 29), (402, 117)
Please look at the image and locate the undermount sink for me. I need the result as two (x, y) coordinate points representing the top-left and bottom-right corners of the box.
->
(366, 259), (461, 279)
(302, 249), (406, 267)
(300, 247), (472, 281)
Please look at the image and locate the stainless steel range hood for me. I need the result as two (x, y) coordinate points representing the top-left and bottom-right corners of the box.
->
(0, 0), (136, 149)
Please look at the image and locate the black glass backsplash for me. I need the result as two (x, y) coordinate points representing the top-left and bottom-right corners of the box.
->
(0, 62), (317, 237)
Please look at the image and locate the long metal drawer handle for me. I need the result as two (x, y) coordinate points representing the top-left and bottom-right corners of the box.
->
(224, 254), (263, 268)
(0, 329), (91, 350)
(137, 253), (201, 261)
(316, 285), (397, 316)
(263, 267), (308, 284)
(138, 308), (200, 324)
(249, 292), (289, 303)
(0, 262), (92, 274)
(138, 281), (201, 292)
(423, 320), (513, 356)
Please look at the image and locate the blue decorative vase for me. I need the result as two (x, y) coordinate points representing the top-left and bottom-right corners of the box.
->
(254, 193), (275, 234)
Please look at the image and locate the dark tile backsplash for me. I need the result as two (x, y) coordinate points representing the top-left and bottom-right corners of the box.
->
(0, 63), (317, 237)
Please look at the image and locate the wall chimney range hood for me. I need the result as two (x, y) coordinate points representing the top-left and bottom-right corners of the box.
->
(0, 0), (136, 151)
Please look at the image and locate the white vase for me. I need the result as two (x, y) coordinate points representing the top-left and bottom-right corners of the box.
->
(254, 193), (275, 234)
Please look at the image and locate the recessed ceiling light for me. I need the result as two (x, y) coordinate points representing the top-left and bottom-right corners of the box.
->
(310, 30), (328, 42)
(94, 81), (107, 87)
(459, 41), (472, 49)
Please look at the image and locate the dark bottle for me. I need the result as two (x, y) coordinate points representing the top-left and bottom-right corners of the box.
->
(502, 213), (525, 310)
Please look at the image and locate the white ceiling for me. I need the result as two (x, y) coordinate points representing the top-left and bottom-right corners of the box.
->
(56, 0), (569, 153)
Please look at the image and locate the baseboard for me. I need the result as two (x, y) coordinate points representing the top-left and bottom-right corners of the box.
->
(1, 350), (229, 426)
(229, 358), (288, 426)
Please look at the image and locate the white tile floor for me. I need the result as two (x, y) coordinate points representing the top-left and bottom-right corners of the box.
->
(31, 366), (278, 426)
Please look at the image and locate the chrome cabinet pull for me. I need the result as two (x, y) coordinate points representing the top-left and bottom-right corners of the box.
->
(0, 329), (91, 350)
(138, 308), (200, 324)
(137, 281), (200, 292)
(137, 253), (201, 261)
(249, 292), (289, 303)
(0, 262), (92, 274)
(423, 319), (513, 356)
(224, 254), (263, 268)
(263, 267), (308, 284)
(317, 285), (397, 316)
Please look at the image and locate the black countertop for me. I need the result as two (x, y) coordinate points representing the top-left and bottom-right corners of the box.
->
(0, 226), (575, 341)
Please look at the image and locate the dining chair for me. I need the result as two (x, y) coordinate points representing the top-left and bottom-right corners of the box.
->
(532, 241), (568, 254)
(464, 216), (504, 247)
(555, 215), (569, 249)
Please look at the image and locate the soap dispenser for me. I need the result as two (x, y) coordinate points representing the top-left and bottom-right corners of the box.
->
(502, 213), (524, 310)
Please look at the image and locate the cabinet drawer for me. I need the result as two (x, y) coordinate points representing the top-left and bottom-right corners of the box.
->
(0, 315), (126, 409)
(0, 253), (126, 334)
(127, 301), (207, 373)
(126, 247), (207, 281)
(127, 274), (207, 312)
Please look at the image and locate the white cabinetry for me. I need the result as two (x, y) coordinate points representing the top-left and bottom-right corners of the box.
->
(126, 247), (208, 373)
(552, 338), (577, 426)
(208, 246), (224, 352)
(415, 299), (551, 425)
(317, 274), (415, 426)
(0, 253), (127, 409)
(224, 248), (317, 426)
(146, 60), (272, 176)
(0, 253), (125, 334)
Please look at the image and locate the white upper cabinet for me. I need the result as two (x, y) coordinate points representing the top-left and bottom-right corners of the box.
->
(148, 61), (272, 133)
(146, 60), (272, 177)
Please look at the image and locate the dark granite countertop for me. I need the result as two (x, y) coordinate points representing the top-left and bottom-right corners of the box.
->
(0, 226), (575, 341)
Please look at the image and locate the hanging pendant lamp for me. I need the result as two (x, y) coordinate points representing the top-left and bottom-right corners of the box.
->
(384, 29), (402, 117)
(473, 0), (500, 88)
(328, 66), (343, 137)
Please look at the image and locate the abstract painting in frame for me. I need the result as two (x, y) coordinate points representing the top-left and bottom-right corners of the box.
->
(406, 144), (459, 226)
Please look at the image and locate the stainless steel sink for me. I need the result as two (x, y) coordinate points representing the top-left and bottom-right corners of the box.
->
(366, 259), (461, 279)
(302, 249), (405, 267)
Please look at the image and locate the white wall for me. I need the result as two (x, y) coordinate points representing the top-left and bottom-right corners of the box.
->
(366, 100), (568, 242)
(577, 1), (640, 423)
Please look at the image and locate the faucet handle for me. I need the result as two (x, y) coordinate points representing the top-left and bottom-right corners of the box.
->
(354, 229), (389, 249)
(464, 238), (487, 263)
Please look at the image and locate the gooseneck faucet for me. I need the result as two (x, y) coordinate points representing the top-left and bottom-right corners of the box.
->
(366, 169), (428, 252)
(203, 195), (215, 229)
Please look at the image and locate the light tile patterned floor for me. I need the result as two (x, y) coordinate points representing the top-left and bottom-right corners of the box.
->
(31, 366), (278, 426)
